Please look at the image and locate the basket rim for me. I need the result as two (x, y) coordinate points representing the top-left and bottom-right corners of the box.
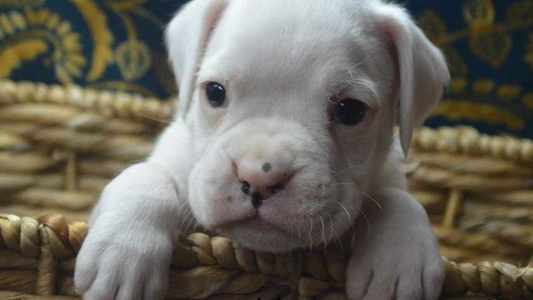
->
(1, 79), (532, 164)
(0, 80), (176, 123)
(0, 213), (532, 299)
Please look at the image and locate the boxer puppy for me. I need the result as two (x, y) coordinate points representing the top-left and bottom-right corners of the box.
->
(75, 0), (449, 299)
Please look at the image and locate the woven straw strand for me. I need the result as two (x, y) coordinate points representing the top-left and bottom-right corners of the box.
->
(413, 127), (533, 164)
(0, 80), (175, 122)
(1, 214), (533, 299)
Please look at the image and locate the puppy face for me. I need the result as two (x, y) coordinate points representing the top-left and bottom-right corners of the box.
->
(166, 0), (449, 252)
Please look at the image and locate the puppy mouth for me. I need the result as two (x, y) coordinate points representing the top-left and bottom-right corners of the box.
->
(214, 216), (304, 251)
(208, 191), (342, 244)
(213, 210), (299, 239)
(204, 193), (358, 252)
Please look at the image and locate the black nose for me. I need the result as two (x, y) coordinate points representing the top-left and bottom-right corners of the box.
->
(241, 182), (264, 208)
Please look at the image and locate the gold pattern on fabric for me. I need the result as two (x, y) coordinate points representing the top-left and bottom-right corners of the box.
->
(115, 39), (151, 81)
(417, 0), (532, 132)
(449, 79), (468, 94)
(418, 10), (449, 44)
(463, 0), (495, 29)
(506, 1), (533, 29)
(0, 0), (176, 98)
(469, 26), (512, 68)
(0, 0), (45, 8)
(69, 0), (114, 82)
(472, 79), (496, 95)
(111, 6), (151, 81)
(496, 85), (522, 100)
(0, 9), (86, 83)
(433, 101), (525, 130)
(104, 0), (150, 11)
(523, 93), (533, 109)
(419, 0), (527, 70)
(0, 39), (46, 77)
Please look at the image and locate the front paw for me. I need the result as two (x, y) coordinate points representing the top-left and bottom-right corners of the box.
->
(345, 234), (444, 300)
(75, 223), (173, 300)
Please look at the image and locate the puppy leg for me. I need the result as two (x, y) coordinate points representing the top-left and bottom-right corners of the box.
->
(75, 121), (195, 300)
(346, 188), (443, 300)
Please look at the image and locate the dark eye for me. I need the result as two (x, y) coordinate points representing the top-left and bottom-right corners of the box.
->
(206, 82), (226, 108)
(334, 99), (367, 126)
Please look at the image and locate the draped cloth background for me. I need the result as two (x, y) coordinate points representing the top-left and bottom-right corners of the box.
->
(0, 0), (531, 138)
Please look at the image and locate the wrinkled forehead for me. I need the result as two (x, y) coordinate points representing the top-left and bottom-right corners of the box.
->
(199, 0), (384, 98)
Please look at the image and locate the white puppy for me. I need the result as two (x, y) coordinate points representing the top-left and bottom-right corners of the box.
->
(75, 0), (450, 299)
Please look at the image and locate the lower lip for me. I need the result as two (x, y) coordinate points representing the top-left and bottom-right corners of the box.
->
(217, 215), (300, 240)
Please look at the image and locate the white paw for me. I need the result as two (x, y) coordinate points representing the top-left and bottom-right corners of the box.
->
(74, 163), (181, 300)
(345, 230), (444, 300)
(75, 220), (173, 300)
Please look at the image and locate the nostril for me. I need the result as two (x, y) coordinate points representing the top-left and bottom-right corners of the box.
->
(241, 181), (251, 195)
(237, 159), (296, 203)
(251, 192), (263, 208)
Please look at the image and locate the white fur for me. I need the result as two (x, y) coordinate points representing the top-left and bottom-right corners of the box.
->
(75, 0), (449, 299)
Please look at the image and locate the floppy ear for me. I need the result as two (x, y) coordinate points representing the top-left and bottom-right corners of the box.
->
(165, 0), (229, 118)
(373, 4), (450, 156)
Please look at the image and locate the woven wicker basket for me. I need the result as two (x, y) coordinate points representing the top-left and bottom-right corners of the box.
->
(1, 80), (532, 300)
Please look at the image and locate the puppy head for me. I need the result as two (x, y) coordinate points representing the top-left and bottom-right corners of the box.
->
(166, 0), (449, 252)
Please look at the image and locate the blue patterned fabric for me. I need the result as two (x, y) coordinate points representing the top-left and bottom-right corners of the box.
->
(0, 0), (532, 137)
(406, 0), (533, 139)
(0, 0), (187, 98)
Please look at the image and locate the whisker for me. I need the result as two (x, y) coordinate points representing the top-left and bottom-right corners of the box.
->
(327, 214), (335, 245)
(183, 213), (197, 235)
(335, 200), (352, 224)
(296, 220), (302, 242)
(320, 216), (327, 248)
(176, 201), (186, 225)
(178, 209), (192, 233)
(350, 56), (369, 69)
(331, 221), (345, 253)
(180, 213), (191, 234)
(331, 164), (365, 176)
(308, 217), (314, 250)
(356, 206), (371, 236)
(330, 182), (356, 186)
(353, 190), (382, 210)
(137, 113), (172, 125)
(329, 183), (383, 211)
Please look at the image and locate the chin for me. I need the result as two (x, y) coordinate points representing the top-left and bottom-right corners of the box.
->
(215, 218), (302, 252)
